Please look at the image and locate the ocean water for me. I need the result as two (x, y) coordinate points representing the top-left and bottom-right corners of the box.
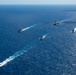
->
(0, 5), (76, 75)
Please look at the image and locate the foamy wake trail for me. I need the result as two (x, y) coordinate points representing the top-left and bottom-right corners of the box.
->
(59, 18), (75, 23)
(72, 27), (76, 32)
(0, 32), (51, 67)
(21, 23), (42, 32)
(42, 32), (51, 39)
(22, 24), (37, 31)
(20, 21), (50, 32)
(0, 40), (37, 67)
(60, 19), (71, 23)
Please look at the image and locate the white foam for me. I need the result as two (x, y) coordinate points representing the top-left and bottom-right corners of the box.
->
(73, 27), (76, 32)
(20, 23), (42, 32)
(0, 38), (39, 67)
(0, 47), (32, 67)
(0, 32), (51, 67)
(74, 28), (76, 31)
(60, 18), (71, 23)
(42, 32), (51, 39)
(0, 56), (14, 67)
(22, 24), (36, 31)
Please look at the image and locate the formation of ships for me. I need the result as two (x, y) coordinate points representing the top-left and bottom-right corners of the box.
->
(18, 21), (76, 41)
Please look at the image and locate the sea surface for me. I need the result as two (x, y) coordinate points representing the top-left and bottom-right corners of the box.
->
(0, 5), (76, 75)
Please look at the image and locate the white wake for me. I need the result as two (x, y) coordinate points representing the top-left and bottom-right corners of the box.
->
(21, 24), (37, 31)
(0, 32), (51, 67)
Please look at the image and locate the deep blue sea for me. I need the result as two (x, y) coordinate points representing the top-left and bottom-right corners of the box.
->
(0, 5), (76, 75)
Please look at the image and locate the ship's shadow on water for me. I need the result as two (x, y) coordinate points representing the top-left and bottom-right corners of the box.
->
(0, 5), (76, 75)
